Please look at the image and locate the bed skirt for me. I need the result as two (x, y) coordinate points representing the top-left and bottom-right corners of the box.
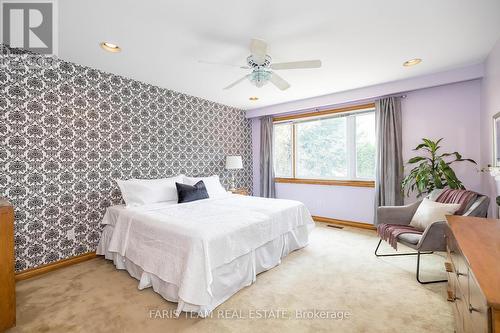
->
(97, 223), (312, 317)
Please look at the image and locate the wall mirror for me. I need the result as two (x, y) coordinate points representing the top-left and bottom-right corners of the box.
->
(494, 112), (500, 167)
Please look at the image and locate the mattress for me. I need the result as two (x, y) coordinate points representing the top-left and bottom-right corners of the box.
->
(97, 194), (314, 316)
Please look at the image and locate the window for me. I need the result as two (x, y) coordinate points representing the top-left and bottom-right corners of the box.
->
(355, 112), (376, 179)
(273, 104), (376, 186)
(296, 116), (347, 179)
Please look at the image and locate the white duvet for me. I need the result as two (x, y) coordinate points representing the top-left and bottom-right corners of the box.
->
(99, 194), (314, 308)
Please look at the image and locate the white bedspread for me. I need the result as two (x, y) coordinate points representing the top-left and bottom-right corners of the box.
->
(99, 194), (314, 308)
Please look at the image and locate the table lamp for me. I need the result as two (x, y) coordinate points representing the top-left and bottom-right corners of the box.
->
(225, 156), (243, 191)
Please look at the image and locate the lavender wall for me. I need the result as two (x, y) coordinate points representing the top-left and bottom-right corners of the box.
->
(402, 80), (482, 203)
(480, 38), (500, 217)
(251, 79), (482, 224)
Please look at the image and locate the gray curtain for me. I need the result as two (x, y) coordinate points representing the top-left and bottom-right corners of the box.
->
(260, 116), (276, 198)
(374, 97), (404, 217)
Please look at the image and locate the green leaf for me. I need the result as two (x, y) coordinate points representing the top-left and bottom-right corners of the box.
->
(408, 156), (426, 164)
(455, 158), (477, 164)
(422, 138), (434, 149)
(414, 143), (429, 151)
(440, 160), (462, 189)
(439, 152), (460, 159)
(433, 173), (443, 189)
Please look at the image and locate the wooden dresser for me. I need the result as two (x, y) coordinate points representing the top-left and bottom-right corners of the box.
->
(445, 216), (500, 333)
(0, 198), (15, 331)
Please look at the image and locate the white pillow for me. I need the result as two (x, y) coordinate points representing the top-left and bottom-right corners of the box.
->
(410, 198), (460, 231)
(116, 175), (184, 207)
(183, 175), (228, 199)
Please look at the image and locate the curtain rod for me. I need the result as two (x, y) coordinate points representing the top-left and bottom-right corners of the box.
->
(265, 94), (408, 120)
(379, 93), (407, 99)
(298, 94), (407, 114)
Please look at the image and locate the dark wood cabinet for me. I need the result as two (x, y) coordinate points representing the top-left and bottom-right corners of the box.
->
(0, 198), (15, 331)
(445, 216), (500, 333)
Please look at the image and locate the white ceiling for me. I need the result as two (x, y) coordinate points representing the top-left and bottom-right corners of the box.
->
(58, 0), (500, 110)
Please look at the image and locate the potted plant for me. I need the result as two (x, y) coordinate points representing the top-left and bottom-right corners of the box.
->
(402, 138), (476, 197)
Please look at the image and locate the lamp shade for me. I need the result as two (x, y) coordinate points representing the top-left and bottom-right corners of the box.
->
(226, 155), (243, 169)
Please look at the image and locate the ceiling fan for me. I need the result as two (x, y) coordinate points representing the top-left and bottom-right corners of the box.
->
(200, 38), (322, 91)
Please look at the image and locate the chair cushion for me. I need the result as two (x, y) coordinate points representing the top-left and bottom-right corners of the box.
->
(397, 233), (422, 245)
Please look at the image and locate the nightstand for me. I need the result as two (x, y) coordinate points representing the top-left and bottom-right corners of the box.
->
(229, 188), (249, 196)
(0, 198), (15, 331)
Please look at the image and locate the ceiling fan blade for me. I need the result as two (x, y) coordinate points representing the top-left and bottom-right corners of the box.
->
(198, 60), (249, 69)
(250, 38), (267, 64)
(271, 60), (322, 70)
(269, 72), (290, 91)
(223, 74), (251, 90)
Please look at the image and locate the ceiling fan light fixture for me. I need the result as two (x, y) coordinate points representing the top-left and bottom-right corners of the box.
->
(100, 42), (121, 53)
(218, 38), (321, 91)
(403, 58), (422, 67)
(249, 96), (259, 101)
(250, 70), (272, 88)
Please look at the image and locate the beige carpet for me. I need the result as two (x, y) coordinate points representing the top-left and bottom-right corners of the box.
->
(11, 223), (453, 333)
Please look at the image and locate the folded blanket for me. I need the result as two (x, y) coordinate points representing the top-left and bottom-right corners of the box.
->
(435, 188), (477, 215)
(377, 223), (422, 250)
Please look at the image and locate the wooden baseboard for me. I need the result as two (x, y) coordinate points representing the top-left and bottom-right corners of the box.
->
(15, 252), (97, 281)
(312, 215), (376, 230)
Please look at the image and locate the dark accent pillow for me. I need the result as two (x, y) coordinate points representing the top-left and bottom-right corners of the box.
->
(176, 181), (209, 203)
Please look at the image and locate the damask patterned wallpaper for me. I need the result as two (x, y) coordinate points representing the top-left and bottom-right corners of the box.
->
(0, 47), (253, 271)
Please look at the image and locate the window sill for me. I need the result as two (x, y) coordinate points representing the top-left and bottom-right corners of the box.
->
(274, 178), (375, 188)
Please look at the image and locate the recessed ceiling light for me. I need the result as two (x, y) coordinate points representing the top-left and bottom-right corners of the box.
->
(249, 96), (259, 101)
(100, 42), (121, 53)
(403, 58), (422, 67)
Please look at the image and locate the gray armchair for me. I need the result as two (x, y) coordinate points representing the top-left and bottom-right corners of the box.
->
(375, 189), (489, 284)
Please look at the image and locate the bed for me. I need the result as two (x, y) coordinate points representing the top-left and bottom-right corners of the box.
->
(97, 193), (314, 316)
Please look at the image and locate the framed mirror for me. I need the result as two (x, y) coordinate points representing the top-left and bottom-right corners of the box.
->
(494, 112), (500, 167)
